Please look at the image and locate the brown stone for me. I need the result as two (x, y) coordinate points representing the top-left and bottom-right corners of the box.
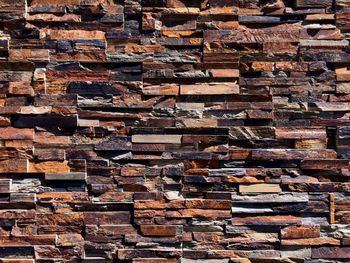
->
(166, 209), (231, 219)
(210, 69), (239, 78)
(84, 212), (131, 225)
(40, 29), (105, 40)
(140, 225), (177, 236)
(276, 128), (327, 139)
(300, 159), (349, 170)
(282, 237), (340, 246)
(142, 84), (179, 95)
(232, 215), (301, 226)
(37, 192), (90, 203)
(281, 225), (320, 239)
(312, 247), (350, 259)
(0, 159), (28, 173)
(4, 82), (35, 96)
(30, 0), (79, 4)
(135, 200), (185, 209)
(56, 234), (84, 247)
(0, 127), (34, 140)
(185, 200), (231, 209)
(29, 161), (70, 173)
(9, 49), (49, 62)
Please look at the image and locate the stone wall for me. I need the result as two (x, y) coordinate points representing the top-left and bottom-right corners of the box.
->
(0, 0), (349, 262)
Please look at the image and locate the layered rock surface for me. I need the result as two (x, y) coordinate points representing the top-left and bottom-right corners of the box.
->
(0, 0), (349, 262)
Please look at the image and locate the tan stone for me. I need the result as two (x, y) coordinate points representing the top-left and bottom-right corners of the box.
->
(40, 29), (105, 40)
(276, 127), (327, 139)
(5, 140), (33, 147)
(142, 84), (179, 95)
(5, 82), (35, 96)
(305, 14), (335, 20)
(210, 69), (239, 78)
(132, 135), (182, 144)
(295, 139), (327, 149)
(18, 106), (52, 115)
(0, 116), (10, 126)
(336, 82), (350, 93)
(176, 118), (218, 128)
(180, 83), (239, 95)
(239, 184), (282, 193)
(124, 44), (164, 53)
(9, 49), (49, 62)
(35, 135), (70, 144)
(25, 13), (81, 22)
(162, 31), (196, 38)
(336, 67), (350, 81)
(161, 8), (200, 15)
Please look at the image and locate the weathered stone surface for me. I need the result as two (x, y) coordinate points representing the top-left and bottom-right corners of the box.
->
(0, 159), (28, 173)
(0, 128), (34, 140)
(276, 128), (327, 139)
(29, 161), (70, 173)
(40, 29), (106, 40)
(0, 0), (348, 261)
(239, 184), (282, 193)
(281, 225), (320, 239)
(232, 215), (301, 226)
(132, 135), (182, 144)
(140, 225), (178, 236)
(180, 83), (239, 95)
(311, 247), (350, 259)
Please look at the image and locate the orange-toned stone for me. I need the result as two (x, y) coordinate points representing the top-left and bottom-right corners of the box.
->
(40, 29), (105, 40)
(29, 161), (70, 173)
(140, 225), (177, 236)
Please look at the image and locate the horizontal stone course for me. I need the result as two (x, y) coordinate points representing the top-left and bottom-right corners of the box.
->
(0, 0), (349, 261)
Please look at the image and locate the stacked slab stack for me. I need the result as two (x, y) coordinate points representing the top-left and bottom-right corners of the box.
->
(0, 0), (349, 262)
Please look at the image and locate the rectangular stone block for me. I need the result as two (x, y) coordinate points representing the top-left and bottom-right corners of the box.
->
(45, 172), (86, 181)
(239, 184), (282, 193)
(0, 159), (28, 173)
(132, 135), (182, 144)
(312, 247), (350, 259)
(180, 83), (239, 95)
(140, 225), (178, 236)
(29, 161), (70, 173)
(0, 128), (34, 140)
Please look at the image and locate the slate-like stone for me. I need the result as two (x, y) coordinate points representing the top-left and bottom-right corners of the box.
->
(0, 0), (348, 261)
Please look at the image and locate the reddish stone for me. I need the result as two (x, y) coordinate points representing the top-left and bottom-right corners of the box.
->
(140, 225), (177, 237)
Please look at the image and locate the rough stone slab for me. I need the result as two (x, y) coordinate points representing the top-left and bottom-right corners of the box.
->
(180, 83), (239, 95)
(45, 172), (86, 181)
(239, 184), (282, 193)
(0, 128), (34, 140)
(132, 135), (182, 144)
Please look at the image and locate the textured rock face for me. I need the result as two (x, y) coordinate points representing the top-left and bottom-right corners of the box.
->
(0, 0), (349, 262)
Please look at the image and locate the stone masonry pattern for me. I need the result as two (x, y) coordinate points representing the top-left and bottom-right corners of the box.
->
(0, 0), (350, 262)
